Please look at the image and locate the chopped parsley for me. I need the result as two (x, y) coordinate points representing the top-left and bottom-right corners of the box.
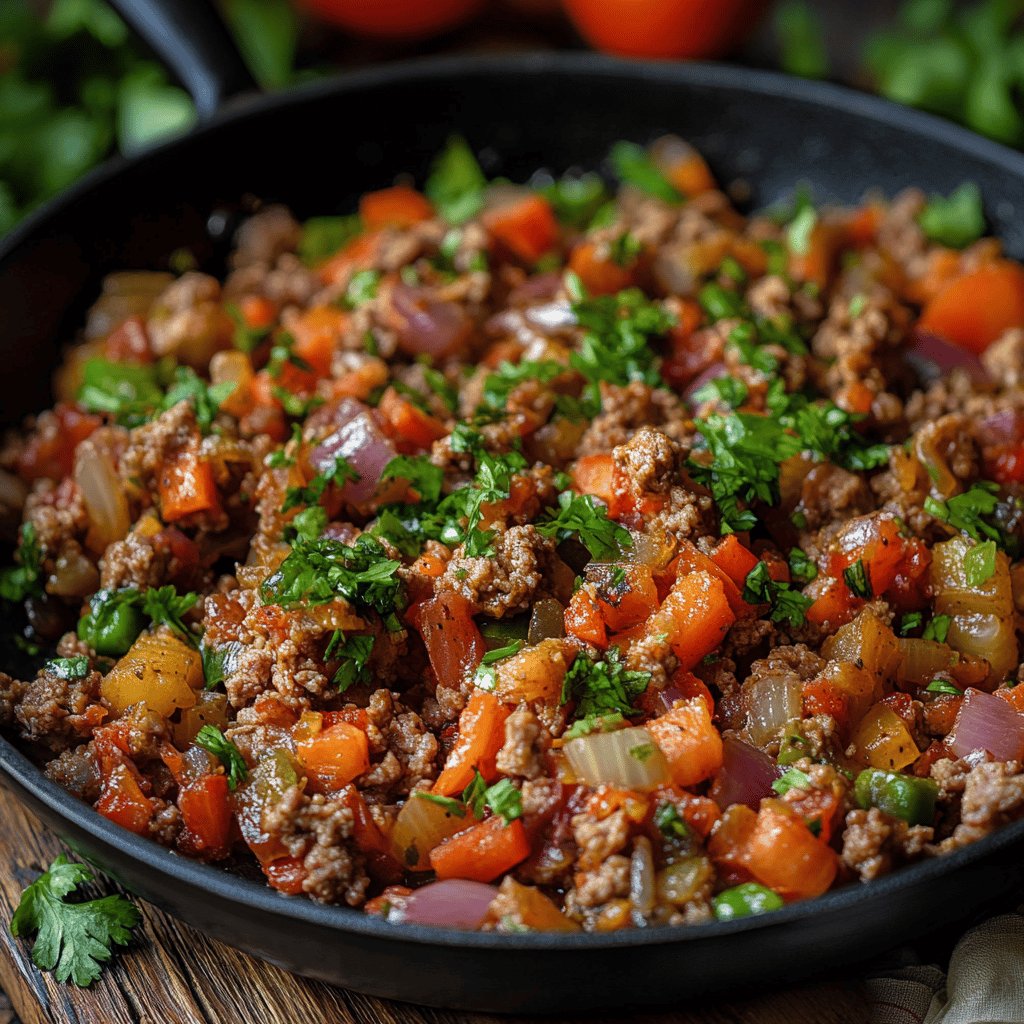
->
(282, 454), (359, 513)
(771, 767), (812, 796)
(699, 282), (746, 322)
(926, 679), (963, 696)
(964, 539), (998, 587)
(11, 855), (140, 987)
(261, 532), (404, 621)
(479, 360), (564, 417)
(0, 522), (43, 603)
(788, 547), (818, 585)
(46, 656), (89, 681)
(380, 455), (444, 504)
(742, 561), (813, 628)
(898, 611), (923, 637)
(608, 231), (642, 267)
(541, 172), (610, 229)
(162, 366), (236, 434)
(299, 215), (362, 265)
(917, 183), (984, 249)
(536, 491), (631, 560)
(343, 269), (381, 308)
(324, 631), (375, 692)
(786, 203), (818, 256)
(629, 742), (657, 763)
(843, 558), (873, 599)
(608, 141), (681, 204)
(416, 770), (522, 825)
(924, 482), (1004, 544)
(560, 647), (650, 738)
(194, 725), (248, 789)
(140, 586), (199, 645)
(654, 801), (690, 840)
(923, 614), (952, 644)
(425, 136), (487, 224)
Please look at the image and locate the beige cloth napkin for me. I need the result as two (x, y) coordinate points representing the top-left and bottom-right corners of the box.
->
(865, 913), (1024, 1023)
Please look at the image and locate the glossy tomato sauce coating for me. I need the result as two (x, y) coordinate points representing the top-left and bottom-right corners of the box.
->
(2, 138), (1024, 932)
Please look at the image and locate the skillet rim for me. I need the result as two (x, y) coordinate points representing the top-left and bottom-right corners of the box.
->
(2, 51), (1024, 952)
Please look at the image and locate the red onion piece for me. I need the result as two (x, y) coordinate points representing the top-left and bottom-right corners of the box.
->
(311, 402), (396, 505)
(949, 688), (1024, 762)
(393, 879), (498, 930)
(682, 362), (728, 407)
(508, 272), (562, 306)
(908, 329), (990, 386)
(653, 686), (686, 715)
(979, 409), (1024, 447)
(391, 282), (473, 358)
(709, 736), (782, 811)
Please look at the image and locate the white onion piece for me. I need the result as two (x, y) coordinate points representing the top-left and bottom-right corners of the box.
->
(709, 737), (781, 810)
(393, 879), (499, 930)
(311, 409), (396, 505)
(629, 836), (656, 918)
(908, 329), (989, 386)
(390, 794), (474, 872)
(946, 613), (1018, 683)
(745, 674), (803, 747)
(391, 282), (472, 358)
(564, 726), (670, 792)
(932, 536), (1014, 617)
(524, 301), (576, 333)
(949, 688), (1024, 762)
(74, 441), (130, 551)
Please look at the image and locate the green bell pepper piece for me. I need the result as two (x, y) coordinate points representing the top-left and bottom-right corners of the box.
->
(712, 883), (784, 922)
(854, 768), (938, 826)
(77, 589), (146, 657)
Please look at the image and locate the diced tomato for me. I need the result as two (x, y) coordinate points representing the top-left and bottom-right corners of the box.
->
(589, 564), (659, 632)
(17, 404), (101, 482)
(104, 316), (152, 363)
(564, 586), (608, 648)
(158, 451), (220, 521)
(919, 261), (1024, 353)
(359, 185), (434, 230)
(416, 593), (486, 687)
(290, 305), (348, 378)
(648, 570), (736, 670)
(709, 535), (759, 588)
(96, 763), (154, 834)
(802, 678), (849, 730)
(646, 697), (723, 787)
(989, 444), (1024, 486)
(805, 577), (859, 628)
(483, 195), (559, 264)
(429, 816), (531, 882)
(264, 856), (307, 895)
(178, 774), (233, 858)
(378, 386), (447, 450)
(433, 691), (511, 796)
(297, 721), (370, 792)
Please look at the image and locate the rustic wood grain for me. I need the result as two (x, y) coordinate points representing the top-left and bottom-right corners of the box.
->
(0, 787), (868, 1024)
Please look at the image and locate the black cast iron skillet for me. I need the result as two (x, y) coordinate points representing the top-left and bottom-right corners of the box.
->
(4, 0), (1024, 1012)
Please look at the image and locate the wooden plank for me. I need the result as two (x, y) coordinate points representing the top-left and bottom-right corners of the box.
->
(0, 788), (867, 1024)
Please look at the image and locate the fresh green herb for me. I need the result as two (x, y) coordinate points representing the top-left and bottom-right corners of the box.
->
(923, 613), (952, 643)
(200, 641), (236, 691)
(481, 778), (523, 825)
(608, 141), (681, 204)
(299, 215), (361, 265)
(848, 293), (867, 318)
(774, 0), (829, 78)
(11, 855), (140, 987)
(324, 631), (375, 692)
(77, 358), (164, 426)
(918, 182), (985, 248)
(788, 548), (818, 584)
(162, 366), (236, 434)
(654, 802), (690, 840)
(924, 481), (1004, 544)
(629, 742), (657, 763)
(194, 725), (248, 789)
(719, 256), (747, 284)
(536, 491), (631, 561)
(742, 561), (814, 628)
(0, 523), (43, 603)
(425, 136), (487, 224)
(926, 678), (963, 696)
(964, 538), (997, 586)
(541, 172), (610, 229)
(46, 656), (89, 681)
(341, 268), (381, 309)
(692, 375), (749, 410)
(608, 231), (642, 267)
(771, 767), (812, 796)
(380, 455), (444, 505)
(282, 455), (359, 513)
(699, 282), (747, 322)
(786, 202), (818, 256)
(843, 559), (873, 599)
(413, 790), (467, 817)
(141, 586), (198, 644)
(479, 360), (564, 417)
(898, 611), (924, 636)
(227, 303), (272, 353)
(560, 647), (650, 736)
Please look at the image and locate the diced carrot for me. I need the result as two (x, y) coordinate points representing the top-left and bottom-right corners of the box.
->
(729, 239), (768, 278)
(709, 535), (759, 588)
(564, 586), (608, 648)
(178, 774), (233, 858)
(410, 552), (447, 578)
(158, 452), (220, 522)
(568, 240), (637, 296)
(802, 677), (849, 730)
(744, 799), (838, 900)
(378, 386), (448, 450)
(805, 577), (859, 628)
(843, 203), (883, 248)
(789, 222), (841, 292)
(905, 247), (963, 306)
(264, 856), (307, 895)
(650, 570), (736, 670)
(104, 316), (152, 363)
(359, 185), (434, 230)
(239, 294), (277, 330)
(290, 306), (348, 378)
(433, 691), (511, 796)
(665, 150), (716, 196)
(296, 722), (370, 792)
(483, 194), (559, 264)
(919, 261), (1024, 353)
(590, 564), (659, 632)
(573, 454), (618, 506)
(318, 230), (381, 285)
(417, 593), (486, 688)
(646, 697), (723, 788)
(96, 763), (154, 835)
(668, 668), (715, 713)
(429, 816), (530, 882)
(672, 540), (752, 618)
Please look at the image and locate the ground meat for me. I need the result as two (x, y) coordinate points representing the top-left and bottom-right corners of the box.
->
(795, 463), (873, 533)
(438, 525), (555, 618)
(230, 205), (302, 268)
(723, 617), (775, 659)
(571, 854), (631, 908)
(360, 689), (438, 796)
(572, 807), (631, 871)
(23, 478), (89, 556)
(624, 630), (676, 691)
(841, 807), (933, 881)
(612, 427), (681, 494)
(14, 668), (103, 752)
(99, 530), (167, 590)
(148, 802), (182, 845)
(745, 644), (826, 688)
(263, 784), (369, 905)
(577, 382), (693, 456)
(146, 272), (229, 366)
(647, 484), (717, 542)
(44, 744), (100, 801)
(118, 401), (198, 489)
(0, 673), (26, 728)
(937, 760), (1024, 851)
(982, 328), (1024, 388)
(495, 706), (548, 780)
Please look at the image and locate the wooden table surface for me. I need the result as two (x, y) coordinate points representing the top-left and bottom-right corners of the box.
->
(0, 787), (872, 1024)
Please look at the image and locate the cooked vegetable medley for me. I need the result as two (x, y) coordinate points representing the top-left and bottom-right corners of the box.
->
(3, 136), (1024, 933)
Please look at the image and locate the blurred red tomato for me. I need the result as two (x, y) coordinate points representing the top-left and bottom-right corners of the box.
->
(298, 0), (484, 39)
(562, 0), (768, 60)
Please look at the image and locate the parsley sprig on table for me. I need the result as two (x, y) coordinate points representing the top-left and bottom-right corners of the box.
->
(11, 855), (140, 987)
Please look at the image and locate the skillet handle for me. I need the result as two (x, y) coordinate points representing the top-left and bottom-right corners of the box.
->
(106, 0), (258, 119)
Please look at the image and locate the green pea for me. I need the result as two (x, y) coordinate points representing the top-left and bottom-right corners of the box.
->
(77, 590), (145, 657)
(712, 883), (784, 922)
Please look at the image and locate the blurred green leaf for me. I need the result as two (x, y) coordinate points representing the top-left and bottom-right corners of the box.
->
(964, 63), (1024, 143)
(33, 109), (110, 194)
(46, 0), (128, 47)
(899, 0), (954, 33)
(774, 0), (829, 79)
(117, 68), (196, 156)
(867, 35), (970, 113)
(222, 0), (298, 89)
(918, 182), (985, 247)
